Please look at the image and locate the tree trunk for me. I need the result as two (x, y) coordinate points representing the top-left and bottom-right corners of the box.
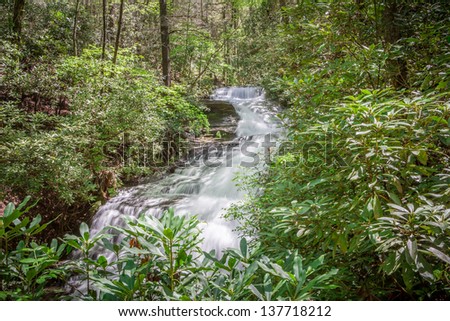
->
(73, 0), (80, 56)
(200, 0), (203, 21)
(184, 0), (192, 79)
(113, 0), (125, 64)
(101, 0), (107, 60)
(383, 0), (408, 88)
(159, 0), (171, 86)
(108, 2), (116, 43)
(222, 4), (228, 83)
(279, 0), (288, 24)
(12, 0), (25, 43)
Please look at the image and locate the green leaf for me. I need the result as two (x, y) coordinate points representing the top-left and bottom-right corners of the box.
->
(406, 237), (417, 264)
(387, 192), (402, 206)
(16, 196), (31, 211)
(79, 222), (89, 240)
(426, 247), (450, 264)
(239, 238), (248, 259)
(337, 233), (348, 254)
(3, 206), (22, 227)
(436, 81), (447, 90)
(292, 255), (304, 282)
(97, 255), (108, 269)
(28, 215), (42, 230)
(373, 195), (382, 219)
(249, 284), (264, 300)
(20, 258), (39, 264)
(416, 254), (435, 282)
(382, 252), (400, 275)
(269, 262), (291, 280)
(102, 238), (115, 252)
(417, 150), (428, 166)
(402, 265), (415, 290)
(4, 203), (15, 217)
(263, 273), (272, 300)
(65, 239), (82, 250)
(227, 257), (237, 269)
(163, 228), (174, 240)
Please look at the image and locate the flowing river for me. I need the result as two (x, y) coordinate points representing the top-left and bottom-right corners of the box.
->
(88, 87), (282, 259)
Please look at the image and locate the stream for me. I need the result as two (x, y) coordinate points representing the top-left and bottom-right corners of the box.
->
(88, 87), (282, 260)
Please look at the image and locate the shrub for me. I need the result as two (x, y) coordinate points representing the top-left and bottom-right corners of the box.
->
(232, 89), (450, 299)
(0, 197), (69, 300)
(1, 47), (209, 237)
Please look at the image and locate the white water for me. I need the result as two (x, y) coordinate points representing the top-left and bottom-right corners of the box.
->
(89, 87), (281, 259)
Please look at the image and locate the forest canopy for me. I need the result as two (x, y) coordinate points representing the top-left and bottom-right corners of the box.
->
(1, 0), (449, 301)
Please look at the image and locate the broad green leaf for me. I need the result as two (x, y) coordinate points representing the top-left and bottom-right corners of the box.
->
(4, 203), (15, 217)
(239, 238), (248, 259)
(426, 246), (450, 264)
(163, 228), (174, 240)
(79, 222), (89, 240)
(406, 237), (417, 264)
(417, 150), (428, 166)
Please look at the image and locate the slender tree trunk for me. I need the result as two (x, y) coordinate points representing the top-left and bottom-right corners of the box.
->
(101, 0), (107, 60)
(159, 0), (171, 86)
(113, 0), (125, 64)
(200, 0), (203, 21)
(205, 0), (209, 24)
(12, 0), (25, 43)
(222, 5), (228, 82)
(231, 3), (238, 29)
(73, 0), (80, 56)
(279, 0), (288, 24)
(108, 3), (116, 43)
(184, 0), (192, 79)
(383, 0), (408, 88)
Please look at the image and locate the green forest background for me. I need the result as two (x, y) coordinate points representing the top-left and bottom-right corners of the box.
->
(0, 0), (449, 300)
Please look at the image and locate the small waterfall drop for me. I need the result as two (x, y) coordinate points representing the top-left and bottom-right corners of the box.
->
(89, 87), (281, 259)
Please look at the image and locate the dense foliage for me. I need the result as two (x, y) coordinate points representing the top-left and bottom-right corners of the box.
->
(1, 45), (208, 235)
(1, 0), (449, 301)
(228, 0), (450, 299)
(232, 89), (450, 299)
(1, 198), (337, 300)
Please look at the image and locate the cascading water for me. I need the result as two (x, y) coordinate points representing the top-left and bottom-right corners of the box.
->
(88, 87), (282, 260)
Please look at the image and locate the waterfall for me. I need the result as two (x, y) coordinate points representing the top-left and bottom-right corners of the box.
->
(88, 87), (282, 259)
(211, 86), (264, 100)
